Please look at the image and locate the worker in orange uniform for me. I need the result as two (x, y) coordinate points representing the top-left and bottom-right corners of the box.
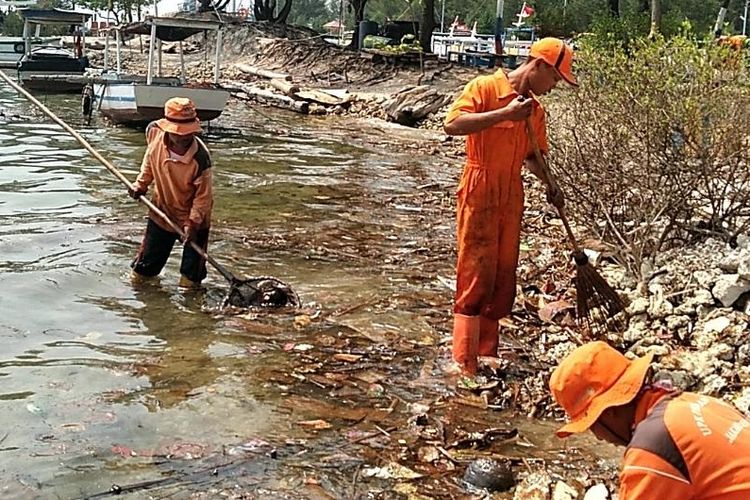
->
(550, 341), (750, 499)
(129, 97), (213, 289)
(443, 38), (577, 375)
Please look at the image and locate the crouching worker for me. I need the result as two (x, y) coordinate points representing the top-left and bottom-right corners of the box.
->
(129, 97), (213, 289)
(550, 341), (750, 499)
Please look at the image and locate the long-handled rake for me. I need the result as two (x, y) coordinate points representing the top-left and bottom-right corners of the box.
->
(525, 118), (627, 334)
(0, 69), (299, 310)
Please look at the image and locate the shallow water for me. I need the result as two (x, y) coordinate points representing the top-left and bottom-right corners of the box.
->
(0, 86), (618, 498)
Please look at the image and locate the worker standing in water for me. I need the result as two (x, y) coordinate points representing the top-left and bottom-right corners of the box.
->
(129, 97), (213, 289)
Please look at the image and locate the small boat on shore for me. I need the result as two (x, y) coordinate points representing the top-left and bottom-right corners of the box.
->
(16, 8), (91, 92)
(93, 16), (229, 126)
(0, 36), (61, 69)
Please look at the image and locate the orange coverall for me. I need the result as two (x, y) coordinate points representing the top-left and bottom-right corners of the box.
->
(444, 69), (548, 371)
(620, 389), (750, 499)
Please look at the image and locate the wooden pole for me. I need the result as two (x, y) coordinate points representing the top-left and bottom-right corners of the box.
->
(179, 40), (186, 84)
(157, 40), (162, 77)
(146, 23), (156, 84)
(23, 20), (29, 56)
(214, 27), (222, 84)
(116, 29), (122, 74)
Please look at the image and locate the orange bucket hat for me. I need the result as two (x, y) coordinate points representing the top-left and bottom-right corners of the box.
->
(156, 97), (202, 136)
(530, 37), (577, 86)
(549, 341), (653, 438)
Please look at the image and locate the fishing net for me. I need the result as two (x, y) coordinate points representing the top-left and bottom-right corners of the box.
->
(221, 276), (300, 309)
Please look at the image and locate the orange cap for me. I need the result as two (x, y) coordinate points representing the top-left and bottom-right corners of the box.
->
(530, 37), (577, 86)
(549, 341), (653, 438)
(156, 97), (202, 136)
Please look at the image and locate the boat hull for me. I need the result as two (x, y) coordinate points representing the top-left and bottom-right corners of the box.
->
(95, 81), (229, 126)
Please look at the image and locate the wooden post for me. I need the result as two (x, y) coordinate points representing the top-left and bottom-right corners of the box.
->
(179, 40), (186, 84)
(103, 32), (110, 71)
(23, 20), (29, 56)
(214, 27), (222, 84)
(157, 40), (162, 77)
(146, 23), (156, 85)
(116, 29), (122, 74)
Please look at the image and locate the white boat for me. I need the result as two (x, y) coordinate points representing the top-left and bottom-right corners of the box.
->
(16, 8), (91, 92)
(0, 36), (61, 69)
(93, 17), (229, 127)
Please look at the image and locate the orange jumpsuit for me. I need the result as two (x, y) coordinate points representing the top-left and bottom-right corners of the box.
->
(444, 69), (548, 371)
(620, 389), (750, 499)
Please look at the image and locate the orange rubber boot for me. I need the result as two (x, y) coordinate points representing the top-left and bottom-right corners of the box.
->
(478, 316), (499, 357)
(452, 314), (480, 375)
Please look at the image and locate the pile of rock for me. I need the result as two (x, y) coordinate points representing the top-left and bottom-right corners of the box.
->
(591, 236), (750, 411)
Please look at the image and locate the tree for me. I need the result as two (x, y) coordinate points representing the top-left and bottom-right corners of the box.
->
(347, 0), (369, 48)
(420, 0), (435, 52)
(609, 0), (619, 16)
(199, 0), (232, 12)
(648, 0), (661, 37)
(287, 0), (334, 30)
(253, 0), (293, 22)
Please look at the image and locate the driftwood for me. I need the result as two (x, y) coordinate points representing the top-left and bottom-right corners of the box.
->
(235, 85), (309, 114)
(269, 78), (301, 96)
(235, 63), (291, 81)
(295, 89), (347, 106)
(381, 85), (452, 126)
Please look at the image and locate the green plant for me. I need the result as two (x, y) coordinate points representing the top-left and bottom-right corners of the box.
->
(548, 35), (750, 280)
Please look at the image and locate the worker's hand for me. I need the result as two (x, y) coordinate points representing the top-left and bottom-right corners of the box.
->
(183, 224), (197, 245)
(546, 182), (565, 209)
(128, 187), (146, 200)
(502, 95), (534, 122)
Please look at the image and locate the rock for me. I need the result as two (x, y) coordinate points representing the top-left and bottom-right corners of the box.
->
(693, 270), (719, 289)
(666, 315), (691, 330)
(583, 484), (610, 500)
(737, 344), (750, 365)
(623, 315), (649, 343)
(463, 458), (515, 492)
(712, 275), (750, 307)
(708, 343), (735, 363)
(702, 373), (728, 394)
(732, 387), (750, 415)
(741, 259), (750, 281)
(552, 480), (579, 500)
(514, 471), (552, 500)
(648, 297), (674, 318)
(703, 315), (732, 334)
(719, 250), (745, 273)
(628, 297), (649, 315)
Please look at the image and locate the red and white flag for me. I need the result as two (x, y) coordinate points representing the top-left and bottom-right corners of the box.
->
(519, 3), (535, 17)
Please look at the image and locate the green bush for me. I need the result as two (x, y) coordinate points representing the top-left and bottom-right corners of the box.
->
(1, 11), (24, 36)
(547, 35), (750, 280)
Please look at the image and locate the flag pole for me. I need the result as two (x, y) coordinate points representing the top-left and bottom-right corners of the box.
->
(494, 0), (504, 55)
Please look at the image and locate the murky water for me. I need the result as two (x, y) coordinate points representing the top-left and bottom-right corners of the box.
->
(0, 86), (618, 498)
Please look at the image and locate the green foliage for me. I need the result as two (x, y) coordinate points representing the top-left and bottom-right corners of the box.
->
(1, 11), (24, 36)
(287, 0), (335, 31)
(548, 35), (750, 278)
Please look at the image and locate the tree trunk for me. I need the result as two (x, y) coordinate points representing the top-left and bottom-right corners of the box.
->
(608, 0), (619, 17)
(420, 0), (435, 53)
(648, 0), (661, 39)
(347, 0), (368, 50)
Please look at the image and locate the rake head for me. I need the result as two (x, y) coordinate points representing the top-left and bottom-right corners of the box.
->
(573, 251), (629, 335)
(221, 276), (300, 309)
